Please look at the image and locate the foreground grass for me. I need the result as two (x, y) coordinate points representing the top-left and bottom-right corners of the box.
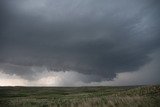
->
(0, 85), (159, 107)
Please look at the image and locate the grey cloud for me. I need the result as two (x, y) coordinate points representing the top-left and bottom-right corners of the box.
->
(0, 0), (160, 83)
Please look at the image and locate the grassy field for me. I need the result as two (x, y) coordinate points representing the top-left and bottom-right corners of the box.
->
(0, 85), (160, 107)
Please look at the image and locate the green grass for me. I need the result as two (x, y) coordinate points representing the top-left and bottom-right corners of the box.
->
(0, 85), (159, 107)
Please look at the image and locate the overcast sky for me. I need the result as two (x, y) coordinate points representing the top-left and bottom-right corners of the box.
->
(0, 0), (160, 86)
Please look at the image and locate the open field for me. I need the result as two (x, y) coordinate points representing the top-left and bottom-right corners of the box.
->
(0, 85), (160, 107)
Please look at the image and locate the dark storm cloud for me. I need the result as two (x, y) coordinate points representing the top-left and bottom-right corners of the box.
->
(0, 1), (9, 47)
(0, 0), (160, 81)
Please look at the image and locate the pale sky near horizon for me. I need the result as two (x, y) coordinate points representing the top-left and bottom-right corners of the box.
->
(0, 0), (160, 86)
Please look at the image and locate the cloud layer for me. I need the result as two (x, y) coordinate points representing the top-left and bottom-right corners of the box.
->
(0, 0), (160, 85)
